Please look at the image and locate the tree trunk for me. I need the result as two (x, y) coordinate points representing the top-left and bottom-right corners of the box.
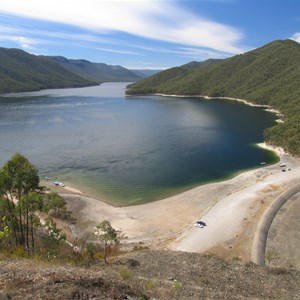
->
(104, 241), (108, 264)
(26, 208), (30, 252)
(30, 215), (35, 255)
(18, 190), (25, 246)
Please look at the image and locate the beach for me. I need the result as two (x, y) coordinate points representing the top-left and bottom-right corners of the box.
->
(53, 145), (300, 261)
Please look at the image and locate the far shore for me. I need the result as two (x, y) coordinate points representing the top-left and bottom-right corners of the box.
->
(53, 142), (300, 261)
(127, 92), (284, 122)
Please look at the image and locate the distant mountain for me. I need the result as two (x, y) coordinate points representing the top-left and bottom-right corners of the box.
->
(127, 40), (300, 155)
(130, 69), (162, 77)
(47, 56), (144, 82)
(0, 48), (97, 94)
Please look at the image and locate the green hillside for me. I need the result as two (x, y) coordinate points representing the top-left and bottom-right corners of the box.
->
(127, 40), (300, 155)
(181, 58), (223, 70)
(0, 48), (97, 93)
(47, 56), (144, 82)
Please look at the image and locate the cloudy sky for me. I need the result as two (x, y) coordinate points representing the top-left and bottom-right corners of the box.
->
(0, 0), (299, 69)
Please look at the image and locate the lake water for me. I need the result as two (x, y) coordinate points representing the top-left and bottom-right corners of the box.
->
(0, 82), (278, 205)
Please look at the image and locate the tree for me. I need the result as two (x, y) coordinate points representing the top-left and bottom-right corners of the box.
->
(18, 192), (43, 254)
(95, 220), (118, 264)
(43, 192), (74, 221)
(1, 153), (40, 247)
(0, 153), (74, 256)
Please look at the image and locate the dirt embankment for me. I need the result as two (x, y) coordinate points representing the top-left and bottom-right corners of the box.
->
(1, 251), (300, 300)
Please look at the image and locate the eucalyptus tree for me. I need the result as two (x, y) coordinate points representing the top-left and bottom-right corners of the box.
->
(18, 192), (43, 254)
(0, 153), (41, 250)
(95, 220), (118, 264)
(0, 153), (74, 255)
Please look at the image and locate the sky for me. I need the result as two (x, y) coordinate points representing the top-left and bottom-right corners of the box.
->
(0, 0), (299, 69)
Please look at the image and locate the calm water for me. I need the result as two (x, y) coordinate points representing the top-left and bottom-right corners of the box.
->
(0, 82), (278, 205)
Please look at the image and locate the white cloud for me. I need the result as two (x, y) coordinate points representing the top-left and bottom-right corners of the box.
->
(93, 46), (144, 56)
(0, 0), (245, 54)
(290, 33), (300, 42)
(0, 34), (41, 50)
(170, 47), (228, 60)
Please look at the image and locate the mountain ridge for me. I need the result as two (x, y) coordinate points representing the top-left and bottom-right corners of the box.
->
(46, 56), (144, 82)
(0, 47), (97, 93)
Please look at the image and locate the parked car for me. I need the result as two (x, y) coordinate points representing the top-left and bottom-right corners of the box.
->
(197, 220), (206, 226)
(194, 223), (204, 228)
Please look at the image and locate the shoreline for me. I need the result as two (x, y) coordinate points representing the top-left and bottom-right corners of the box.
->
(58, 145), (300, 261)
(128, 92), (284, 122)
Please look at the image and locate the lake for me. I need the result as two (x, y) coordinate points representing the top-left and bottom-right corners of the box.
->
(0, 82), (278, 205)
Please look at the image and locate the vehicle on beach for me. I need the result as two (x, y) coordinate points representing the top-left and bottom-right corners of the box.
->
(194, 223), (204, 228)
(194, 220), (206, 228)
(53, 181), (65, 187)
(197, 220), (206, 226)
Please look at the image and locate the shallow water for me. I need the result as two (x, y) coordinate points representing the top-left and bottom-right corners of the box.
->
(0, 82), (278, 205)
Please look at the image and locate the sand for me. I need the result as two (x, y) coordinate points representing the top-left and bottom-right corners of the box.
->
(59, 145), (300, 260)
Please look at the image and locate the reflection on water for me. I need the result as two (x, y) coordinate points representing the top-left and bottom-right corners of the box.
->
(0, 83), (278, 205)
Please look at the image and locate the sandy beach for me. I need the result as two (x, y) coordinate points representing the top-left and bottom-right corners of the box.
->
(56, 145), (300, 261)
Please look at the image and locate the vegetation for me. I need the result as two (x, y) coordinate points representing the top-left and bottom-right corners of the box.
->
(95, 220), (118, 264)
(127, 39), (300, 156)
(0, 47), (97, 93)
(1, 250), (300, 299)
(0, 154), (123, 267)
(0, 153), (72, 255)
(47, 56), (144, 82)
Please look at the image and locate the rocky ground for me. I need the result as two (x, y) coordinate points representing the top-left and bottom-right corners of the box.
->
(1, 250), (300, 299)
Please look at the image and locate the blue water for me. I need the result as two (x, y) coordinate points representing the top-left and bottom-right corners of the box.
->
(0, 82), (278, 205)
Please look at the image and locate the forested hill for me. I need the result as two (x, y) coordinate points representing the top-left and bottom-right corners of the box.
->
(46, 56), (144, 82)
(126, 40), (300, 156)
(0, 48), (97, 94)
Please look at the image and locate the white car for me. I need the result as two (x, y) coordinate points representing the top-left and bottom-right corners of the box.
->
(53, 181), (65, 187)
(194, 223), (204, 228)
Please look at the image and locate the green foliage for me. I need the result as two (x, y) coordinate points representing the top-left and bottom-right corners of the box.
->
(172, 279), (183, 290)
(0, 153), (74, 257)
(44, 217), (66, 243)
(265, 249), (280, 266)
(119, 266), (133, 280)
(96, 220), (118, 243)
(126, 67), (189, 95)
(0, 47), (97, 93)
(145, 279), (155, 290)
(127, 40), (300, 156)
(95, 220), (118, 263)
(43, 192), (75, 222)
(0, 217), (10, 239)
(2, 153), (40, 198)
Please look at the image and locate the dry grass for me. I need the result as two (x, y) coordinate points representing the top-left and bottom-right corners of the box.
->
(1, 250), (300, 299)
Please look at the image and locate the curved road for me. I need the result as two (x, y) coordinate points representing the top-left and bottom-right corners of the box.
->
(251, 182), (300, 265)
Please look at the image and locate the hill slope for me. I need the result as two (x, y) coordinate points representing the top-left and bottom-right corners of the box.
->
(127, 40), (300, 155)
(47, 56), (144, 82)
(1, 251), (300, 299)
(0, 48), (97, 93)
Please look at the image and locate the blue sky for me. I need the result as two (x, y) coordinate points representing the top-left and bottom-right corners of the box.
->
(0, 0), (299, 69)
